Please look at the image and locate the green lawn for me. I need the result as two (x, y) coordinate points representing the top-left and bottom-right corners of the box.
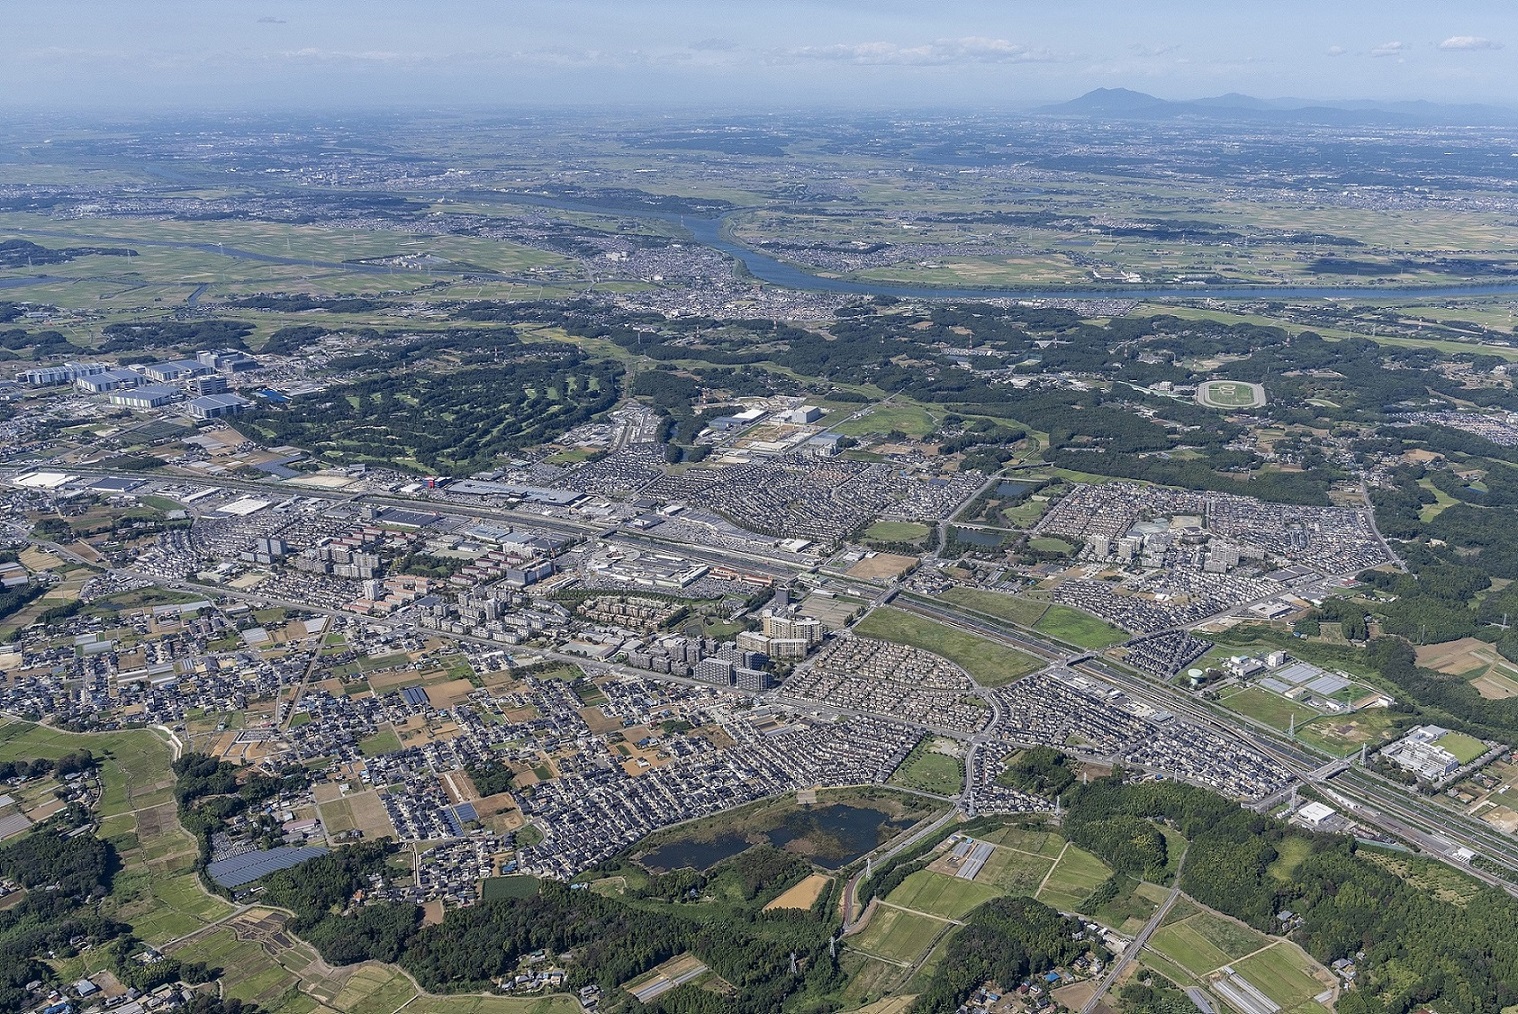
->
(1027, 536), (1074, 555)
(1033, 604), (1128, 649)
(1437, 731), (1488, 765)
(864, 521), (932, 544)
(358, 727), (402, 757)
(854, 608), (1043, 687)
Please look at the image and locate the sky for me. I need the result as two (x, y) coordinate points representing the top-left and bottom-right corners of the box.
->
(5, 0), (1517, 112)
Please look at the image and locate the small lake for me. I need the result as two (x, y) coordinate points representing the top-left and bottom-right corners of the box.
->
(996, 479), (1036, 499)
(638, 802), (914, 872)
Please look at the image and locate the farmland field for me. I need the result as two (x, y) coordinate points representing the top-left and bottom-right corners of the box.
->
(884, 869), (1001, 921)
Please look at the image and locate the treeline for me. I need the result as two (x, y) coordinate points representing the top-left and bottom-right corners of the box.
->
(227, 294), (389, 313)
(259, 841), (845, 1013)
(906, 897), (1086, 1013)
(98, 319), (253, 354)
(0, 750), (97, 782)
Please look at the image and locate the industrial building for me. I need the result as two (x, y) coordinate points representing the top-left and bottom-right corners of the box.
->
(75, 368), (144, 394)
(140, 358), (209, 383)
(16, 362), (108, 386)
(110, 384), (179, 409)
(187, 393), (250, 419)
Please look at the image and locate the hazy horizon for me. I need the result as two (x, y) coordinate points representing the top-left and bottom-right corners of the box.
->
(4, 1), (1516, 113)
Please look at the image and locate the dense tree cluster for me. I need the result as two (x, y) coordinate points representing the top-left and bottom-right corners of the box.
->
(995, 746), (1076, 798)
(97, 319), (253, 354)
(0, 824), (125, 1011)
(906, 897), (1086, 1013)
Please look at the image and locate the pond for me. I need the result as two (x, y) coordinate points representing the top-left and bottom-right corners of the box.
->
(637, 802), (916, 872)
(951, 527), (1007, 547)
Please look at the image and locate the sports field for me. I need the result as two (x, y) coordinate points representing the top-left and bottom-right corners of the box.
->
(1196, 379), (1267, 409)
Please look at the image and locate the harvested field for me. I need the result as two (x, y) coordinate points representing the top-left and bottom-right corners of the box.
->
(764, 873), (832, 911)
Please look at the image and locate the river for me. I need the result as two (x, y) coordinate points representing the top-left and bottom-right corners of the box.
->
(476, 190), (1518, 302)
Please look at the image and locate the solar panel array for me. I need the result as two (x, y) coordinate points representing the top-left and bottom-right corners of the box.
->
(207, 845), (329, 888)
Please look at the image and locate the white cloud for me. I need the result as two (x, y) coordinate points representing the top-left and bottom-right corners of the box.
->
(1439, 35), (1502, 51)
(783, 37), (1062, 66)
(1326, 45), (1346, 57)
(1370, 41), (1406, 58)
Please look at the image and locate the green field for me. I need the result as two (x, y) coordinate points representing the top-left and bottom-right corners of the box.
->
(848, 905), (947, 965)
(1437, 731), (1488, 765)
(1033, 844), (1113, 913)
(1230, 942), (1333, 1011)
(884, 869), (1001, 921)
(358, 727), (403, 757)
(1033, 604), (1128, 650)
(972, 844), (1056, 896)
(1197, 379), (1267, 409)
(887, 738), (965, 796)
(1027, 536), (1074, 555)
(480, 876), (541, 901)
(939, 587), (1049, 627)
(832, 404), (938, 438)
(863, 521), (932, 545)
(0, 719), (178, 817)
(1152, 908), (1271, 979)
(854, 608), (1043, 687)
(1219, 686), (1317, 731)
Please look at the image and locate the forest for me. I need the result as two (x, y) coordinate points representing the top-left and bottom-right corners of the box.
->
(0, 817), (126, 1012)
(906, 897), (1086, 1014)
(1065, 772), (1518, 1013)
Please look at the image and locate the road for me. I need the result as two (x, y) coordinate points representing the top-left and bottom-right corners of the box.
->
(841, 807), (961, 932)
(1081, 850), (1188, 1014)
(8, 465), (1516, 894)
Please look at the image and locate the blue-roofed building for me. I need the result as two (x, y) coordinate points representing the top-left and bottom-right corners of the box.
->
(400, 686), (430, 707)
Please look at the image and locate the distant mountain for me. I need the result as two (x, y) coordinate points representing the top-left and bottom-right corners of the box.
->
(1038, 89), (1518, 127)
